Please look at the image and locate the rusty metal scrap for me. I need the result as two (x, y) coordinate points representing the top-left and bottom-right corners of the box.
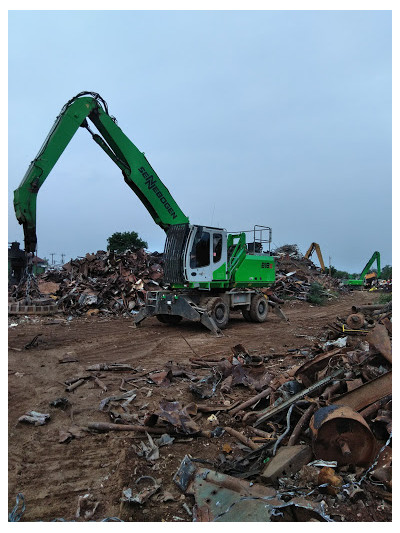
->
(24, 334), (43, 349)
(294, 348), (344, 387)
(98, 389), (137, 411)
(229, 387), (272, 415)
(287, 404), (317, 446)
(253, 367), (344, 427)
(334, 370), (392, 412)
(65, 378), (87, 392)
(93, 376), (107, 392)
(155, 400), (201, 435)
(148, 369), (173, 386)
(173, 455), (331, 522)
(380, 316), (392, 334)
(351, 304), (388, 314)
(330, 303), (393, 340)
(80, 310), (392, 505)
(310, 405), (377, 466)
(18, 410), (50, 426)
(346, 313), (365, 329)
(262, 445), (313, 483)
(86, 362), (138, 372)
(359, 394), (391, 420)
(269, 251), (342, 302)
(121, 476), (161, 504)
(189, 371), (222, 399)
(369, 447), (392, 490)
(317, 466), (343, 496)
(14, 249), (165, 316)
(190, 352), (274, 394)
(223, 426), (260, 451)
(366, 323), (392, 363)
(373, 403), (392, 434)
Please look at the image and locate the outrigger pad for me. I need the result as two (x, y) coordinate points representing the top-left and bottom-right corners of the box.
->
(131, 306), (149, 325)
(132, 292), (223, 335)
(200, 312), (223, 336)
(268, 301), (289, 322)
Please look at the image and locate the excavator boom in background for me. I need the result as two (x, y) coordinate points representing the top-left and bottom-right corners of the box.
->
(14, 92), (282, 333)
(304, 242), (325, 272)
(343, 251), (381, 287)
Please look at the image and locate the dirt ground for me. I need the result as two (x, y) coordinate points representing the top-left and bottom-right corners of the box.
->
(8, 290), (390, 522)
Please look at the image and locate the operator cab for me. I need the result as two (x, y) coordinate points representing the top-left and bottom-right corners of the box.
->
(184, 225), (227, 282)
(163, 224), (227, 285)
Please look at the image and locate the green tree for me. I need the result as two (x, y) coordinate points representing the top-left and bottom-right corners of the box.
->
(380, 264), (392, 280)
(107, 231), (148, 253)
(307, 283), (327, 305)
(330, 266), (350, 279)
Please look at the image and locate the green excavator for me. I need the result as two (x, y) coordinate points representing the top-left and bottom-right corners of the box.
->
(14, 92), (280, 334)
(343, 251), (381, 288)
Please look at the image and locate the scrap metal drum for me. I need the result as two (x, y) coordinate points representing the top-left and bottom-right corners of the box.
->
(346, 313), (365, 329)
(310, 405), (377, 466)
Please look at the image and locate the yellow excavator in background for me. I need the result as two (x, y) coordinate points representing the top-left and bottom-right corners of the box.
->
(304, 243), (325, 272)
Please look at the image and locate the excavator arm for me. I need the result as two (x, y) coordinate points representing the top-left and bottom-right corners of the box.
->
(360, 251), (381, 279)
(304, 242), (325, 272)
(14, 92), (189, 252)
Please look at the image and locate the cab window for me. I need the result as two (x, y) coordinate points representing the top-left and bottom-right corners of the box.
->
(190, 230), (210, 268)
(213, 233), (222, 263)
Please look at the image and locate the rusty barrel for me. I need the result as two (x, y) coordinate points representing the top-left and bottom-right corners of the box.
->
(310, 405), (377, 466)
(346, 313), (365, 329)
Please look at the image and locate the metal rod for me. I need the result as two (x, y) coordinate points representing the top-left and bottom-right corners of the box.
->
(253, 368), (344, 427)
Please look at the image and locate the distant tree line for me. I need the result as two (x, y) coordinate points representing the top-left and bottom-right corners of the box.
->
(330, 264), (392, 280)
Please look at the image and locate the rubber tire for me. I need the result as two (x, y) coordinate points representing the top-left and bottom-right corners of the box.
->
(156, 314), (183, 325)
(248, 293), (269, 322)
(206, 297), (230, 330)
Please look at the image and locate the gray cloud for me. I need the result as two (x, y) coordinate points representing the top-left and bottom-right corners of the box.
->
(8, 10), (391, 272)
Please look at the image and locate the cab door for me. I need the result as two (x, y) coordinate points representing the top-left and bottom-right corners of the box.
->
(185, 226), (227, 283)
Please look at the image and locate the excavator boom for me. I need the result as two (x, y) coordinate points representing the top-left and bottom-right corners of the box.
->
(304, 242), (325, 272)
(344, 251), (381, 287)
(14, 92), (189, 252)
(359, 251), (381, 279)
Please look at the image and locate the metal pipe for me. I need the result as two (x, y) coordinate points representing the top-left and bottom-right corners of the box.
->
(229, 387), (272, 415)
(351, 304), (386, 314)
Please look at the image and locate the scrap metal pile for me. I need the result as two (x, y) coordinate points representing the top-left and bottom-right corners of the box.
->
(168, 310), (392, 521)
(271, 244), (342, 301)
(11, 249), (164, 316)
(9, 245), (342, 316)
(17, 301), (390, 521)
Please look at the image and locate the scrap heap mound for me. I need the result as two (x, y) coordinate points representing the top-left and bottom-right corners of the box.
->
(272, 244), (342, 301)
(9, 243), (341, 316)
(34, 249), (164, 316)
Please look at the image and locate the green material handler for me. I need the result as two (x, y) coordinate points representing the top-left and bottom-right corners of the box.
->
(343, 251), (381, 288)
(14, 92), (279, 333)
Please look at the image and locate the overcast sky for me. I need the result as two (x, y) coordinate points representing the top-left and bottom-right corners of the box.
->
(8, 9), (392, 273)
